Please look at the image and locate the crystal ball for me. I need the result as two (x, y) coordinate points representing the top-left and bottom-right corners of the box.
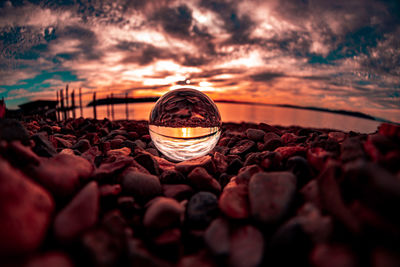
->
(149, 88), (221, 162)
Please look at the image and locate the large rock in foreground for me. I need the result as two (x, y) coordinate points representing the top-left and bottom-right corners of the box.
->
(249, 172), (296, 224)
(0, 158), (54, 255)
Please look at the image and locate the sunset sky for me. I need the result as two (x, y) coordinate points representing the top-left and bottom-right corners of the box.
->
(0, 0), (399, 122)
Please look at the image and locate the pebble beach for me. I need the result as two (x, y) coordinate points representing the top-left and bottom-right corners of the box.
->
(1, 117), (400, 267)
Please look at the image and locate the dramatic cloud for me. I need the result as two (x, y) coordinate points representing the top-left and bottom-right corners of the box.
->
(0, 0), (399, 122)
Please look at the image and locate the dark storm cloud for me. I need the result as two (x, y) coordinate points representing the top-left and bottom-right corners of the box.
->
(250, 72), (285, 82)
(58, 25), (100, 60)
(200, 0), (254, 44)
(153, 4), (193, 37)
(119, 43), (174, 65)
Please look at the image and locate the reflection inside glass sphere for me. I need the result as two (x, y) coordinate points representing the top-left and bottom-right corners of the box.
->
(149, 88), (221, 162)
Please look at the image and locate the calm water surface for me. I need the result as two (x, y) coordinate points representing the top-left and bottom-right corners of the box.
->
(80, 102), (381, 133)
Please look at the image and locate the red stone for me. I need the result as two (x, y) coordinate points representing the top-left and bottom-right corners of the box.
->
(53, 181), (100, 242)
(219, 184), (249, 219)
(0, 159), (54, 255)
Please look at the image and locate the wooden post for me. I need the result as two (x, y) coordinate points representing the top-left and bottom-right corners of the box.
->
(79, 88), (83, 118)
(60, 89), (66, 120)
(65, 84), (69, 119)
(56, 90), (60, 121)
(125, 92), (129, 120)
(111, 93), (115, 121)
(93, 92), (97, 120)
(106, 95), (110, 118)
(71, 90), (76, 119)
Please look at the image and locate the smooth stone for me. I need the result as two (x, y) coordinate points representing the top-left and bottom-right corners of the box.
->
(33, 153), (93, 197)
(281, 132), (298, 144)
(317, 161), (360, 233)
(286, 156), (312, 187)
(134, 153), (160, 175)
(263, 138), (283, 151)
(0, 119), (30, 145)
(213, 151), (228, 174)
(236, 164), (262, 185)
(81, 228), (124, 266)
(219, 184), (249, 219)
(187, 167), (221, 194)
(121, 170), (162, 203)
(378, 123), (400, 140)
(143, 197), (184, 229)
(186, 192), (219, 229)
(341, 137), (365, 162)
(229, 225), (264, 267)
(307, 147), (333, 171)
(0, 159), (54, 255)
(204, 218), (230, 256)
(163, 184), (194, 201)
(32, 133), (57, 157)
(311, 244), (357, 267)
(159, 170), (186, 184)
(107, 147), (131, 157)
(24, 252), (74, 267)
(176, 155), (216, 174)
(264, 132), (281, 142)
(4, 140), (41, 166)
(92, 158), (136, 181)
(226, 158), (243, 175)
(274, 146), (306, 159)
(72, 139), (91, 153)
(245, 128), (265, 142)
(249, 172), (296, 224)
(53, 181), (100, 242)
(230, 139), (256, 156)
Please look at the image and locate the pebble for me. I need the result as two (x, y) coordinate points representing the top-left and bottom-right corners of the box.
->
(230, 139), (256, 156)
(204, 218), (230, 256)
(219, 184), (249, 219)
(134, 153), (160, 175)
(53, 181), (100, 242)
(24, 252), (74, 267)
(0, 159), (54, 255)
(72, 138), (91, 153)
(33, 153), (93, 197)
(187, 167), (221, 194)
(236, 164), (262, 184)
(176, 155), (216, 174)
(229, 225), (264, 267)
(249, 172), (296, 224)
(143, 197), (184, 229)
(81, 228), (124, 266)
(245, 128), (265, 141)
(213, 151), (228, 173)
(310, 244), (357, 267)
(286, 156), (312, 187)
(159, 169), (186, 184)
(226, 158), (243, 174)
(163, 184), (194, 201)
(186, 192), (219, 229)
(274, 146), (306, 159)
(32, 132), (57, 157)
(0, 119), (30, 145)
(121, 169), (162, 203)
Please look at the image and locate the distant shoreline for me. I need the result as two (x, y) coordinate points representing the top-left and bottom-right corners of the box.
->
(87, 97), (392, 123)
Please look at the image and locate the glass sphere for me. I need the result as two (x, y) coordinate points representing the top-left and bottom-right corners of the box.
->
(149, 88), (221, 162)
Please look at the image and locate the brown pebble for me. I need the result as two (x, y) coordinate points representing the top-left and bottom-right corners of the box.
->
(0, 159), (54, 256)
(53, 181), (100, 242)
(187, 167), (221, 194)
(249, 172), (296, 224)
(219, 184), (249, 219)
